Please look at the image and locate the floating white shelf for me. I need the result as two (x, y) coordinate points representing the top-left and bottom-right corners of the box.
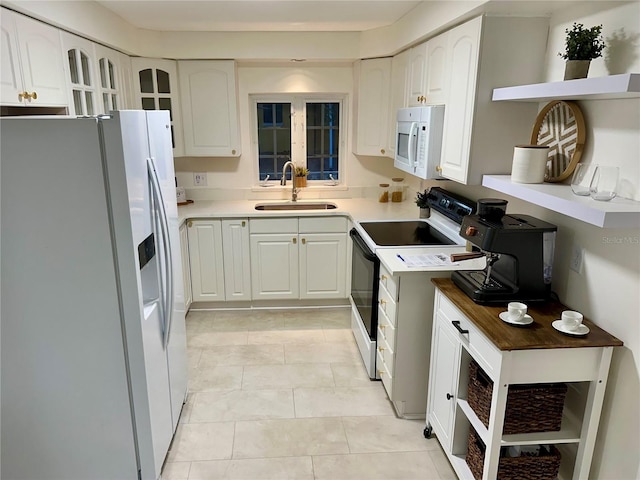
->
(482, 175), (640, 229)
(492, 73), (640, 102)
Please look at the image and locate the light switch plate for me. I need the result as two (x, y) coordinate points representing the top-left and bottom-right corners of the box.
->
(194, 172), (208, 186)
(569, 244), (584, 274)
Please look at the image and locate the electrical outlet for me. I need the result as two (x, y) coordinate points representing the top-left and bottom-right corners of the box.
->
(569, 244), (584, 274)
(193, 172), (208, 186)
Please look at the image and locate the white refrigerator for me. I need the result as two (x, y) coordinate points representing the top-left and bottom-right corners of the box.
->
(1, 110), (188, 479)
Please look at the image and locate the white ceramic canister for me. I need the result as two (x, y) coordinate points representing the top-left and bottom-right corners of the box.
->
(511, 145), (550, 184)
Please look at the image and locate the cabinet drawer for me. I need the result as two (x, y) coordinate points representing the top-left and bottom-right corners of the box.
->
(299, 216), (347, 233)
(377, 349), (393, 393)
(250, 217), (298, 234)
(379, 264), (397, 301)
(377, 331), (395, 372)
(377, 308), (396, 348)
(437, 292), (501, 379)
(378, 282), (397, 327)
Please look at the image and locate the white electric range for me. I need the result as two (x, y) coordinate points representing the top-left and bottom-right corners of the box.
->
(349, 187), (481, 379)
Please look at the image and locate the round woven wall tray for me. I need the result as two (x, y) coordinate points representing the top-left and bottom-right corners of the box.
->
(530, 100), (585, 183)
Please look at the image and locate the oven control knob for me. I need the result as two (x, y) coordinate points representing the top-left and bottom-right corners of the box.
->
(465, 226), (478, 236)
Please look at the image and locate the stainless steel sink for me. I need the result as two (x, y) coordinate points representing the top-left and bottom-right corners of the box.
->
(255, 202), (337, 211)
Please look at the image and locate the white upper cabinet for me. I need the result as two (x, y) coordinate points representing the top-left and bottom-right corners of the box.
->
(61, 32), (100, 116)
(178, 60), (240, 157)
(93, 43), (128, 113)
(406, 42), (428, 107)
(132, 58), (184, 156)
(438, 16), (549, 185)
(424, 33), (449, 106)
(387, 49), (409, 157)
(353, 58), (392, 157)
(1, 9), (67, 107)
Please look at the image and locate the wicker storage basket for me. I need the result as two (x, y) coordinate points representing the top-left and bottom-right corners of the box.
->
(468, 360), (567, 434)
(466, 427), (561, 480)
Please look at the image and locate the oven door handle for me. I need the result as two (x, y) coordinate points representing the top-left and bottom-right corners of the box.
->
(350, 229), (377, 262)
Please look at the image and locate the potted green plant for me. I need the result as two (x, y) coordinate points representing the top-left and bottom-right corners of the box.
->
(294, 165), (309, 188)
(415, 189), (431, 218)
(558, 22), (605, 80)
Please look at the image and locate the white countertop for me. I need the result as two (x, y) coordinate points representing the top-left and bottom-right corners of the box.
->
(177, 197), (420, 224)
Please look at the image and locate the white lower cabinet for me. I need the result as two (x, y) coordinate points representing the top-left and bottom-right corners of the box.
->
(221, 219), (251, 301)
(187, 220), (225, 301)
(250, 217), (348, 301)
(376, 263), (449, 418)
(179, 222), (192, 311)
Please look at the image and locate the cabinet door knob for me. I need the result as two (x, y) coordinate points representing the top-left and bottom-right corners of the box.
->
(380, 274), (387, 282)
(378, 346), (385, 352)
(30, 91), (37, 100)
(446, 393), (453, 400)
(380, 325), (386, 331)
(380, 148), (385, 154)
(292, 237), (297, 244)
(232, 149), (236, 155)
(435, 165), (443, 173)
(241, 221), (246, 227)
(187, 221), (193, 228)
(378, 370), (384, 376)
(301, 238), (306, 245)
(379, 299), (386, 306)
(18, 91), (28, 101)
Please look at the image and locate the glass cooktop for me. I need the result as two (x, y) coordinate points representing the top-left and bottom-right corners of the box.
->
(359, 221), (455, 247)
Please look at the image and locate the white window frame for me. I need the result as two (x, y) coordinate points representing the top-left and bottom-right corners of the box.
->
(251, 94), (346, 186)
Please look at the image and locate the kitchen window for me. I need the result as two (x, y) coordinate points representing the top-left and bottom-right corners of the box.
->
(253, 95), (344, 184)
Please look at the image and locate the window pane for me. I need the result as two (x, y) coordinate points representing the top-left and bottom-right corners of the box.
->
(85, 91), (94, 115)
(68, 50), (79, 84)
(103, 93), (109, 112)
(72, 89), (82, 114)
(108, 60), (116, 89)
(306, 102), (340, 180)
(141, 97), (155, 110)
(257, 103), (291, 180)
(112, 94), (118, 110)
(99, 59), (107, 88)
(80, 52), (91, 86)
(158, 98), (173, 120)
(157, 70), (170, 93)
(139, 69), (154, 93)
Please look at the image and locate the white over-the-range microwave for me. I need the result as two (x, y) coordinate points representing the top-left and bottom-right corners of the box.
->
(394, 106), (444, 180)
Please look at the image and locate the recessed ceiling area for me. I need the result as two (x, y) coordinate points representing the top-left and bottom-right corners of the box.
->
(96, 1), (422, 32)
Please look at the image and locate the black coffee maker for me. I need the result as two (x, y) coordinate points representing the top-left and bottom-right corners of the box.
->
(452, 200), (557, 304)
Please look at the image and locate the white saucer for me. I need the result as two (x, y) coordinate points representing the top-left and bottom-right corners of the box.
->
(499, 311), (533, 326)
(552, 320), (590, 336)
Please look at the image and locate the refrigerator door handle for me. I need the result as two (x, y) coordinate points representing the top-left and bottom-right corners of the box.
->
(147, 157), (175, 349)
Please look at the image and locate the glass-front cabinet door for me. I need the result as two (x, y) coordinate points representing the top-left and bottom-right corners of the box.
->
(131, 58), (183, 156)
(94, 44), (125, 113)
(61, 32), (98, 116)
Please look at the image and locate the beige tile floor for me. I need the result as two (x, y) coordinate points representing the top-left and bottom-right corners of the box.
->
(162, 307), (457, 480)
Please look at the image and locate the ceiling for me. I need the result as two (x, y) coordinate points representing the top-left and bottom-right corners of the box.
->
(95, 0), (423, 32)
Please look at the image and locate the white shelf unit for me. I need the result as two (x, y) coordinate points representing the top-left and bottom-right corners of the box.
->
(492, 73), (640, 102)
(482, 175), (640, 229)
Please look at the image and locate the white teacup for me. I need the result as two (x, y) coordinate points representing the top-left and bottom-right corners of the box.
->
(507, 302), (527, 322)
(561, 311), (583, 331)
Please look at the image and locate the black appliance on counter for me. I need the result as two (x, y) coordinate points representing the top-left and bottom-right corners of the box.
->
(452, 213), (558, 304)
